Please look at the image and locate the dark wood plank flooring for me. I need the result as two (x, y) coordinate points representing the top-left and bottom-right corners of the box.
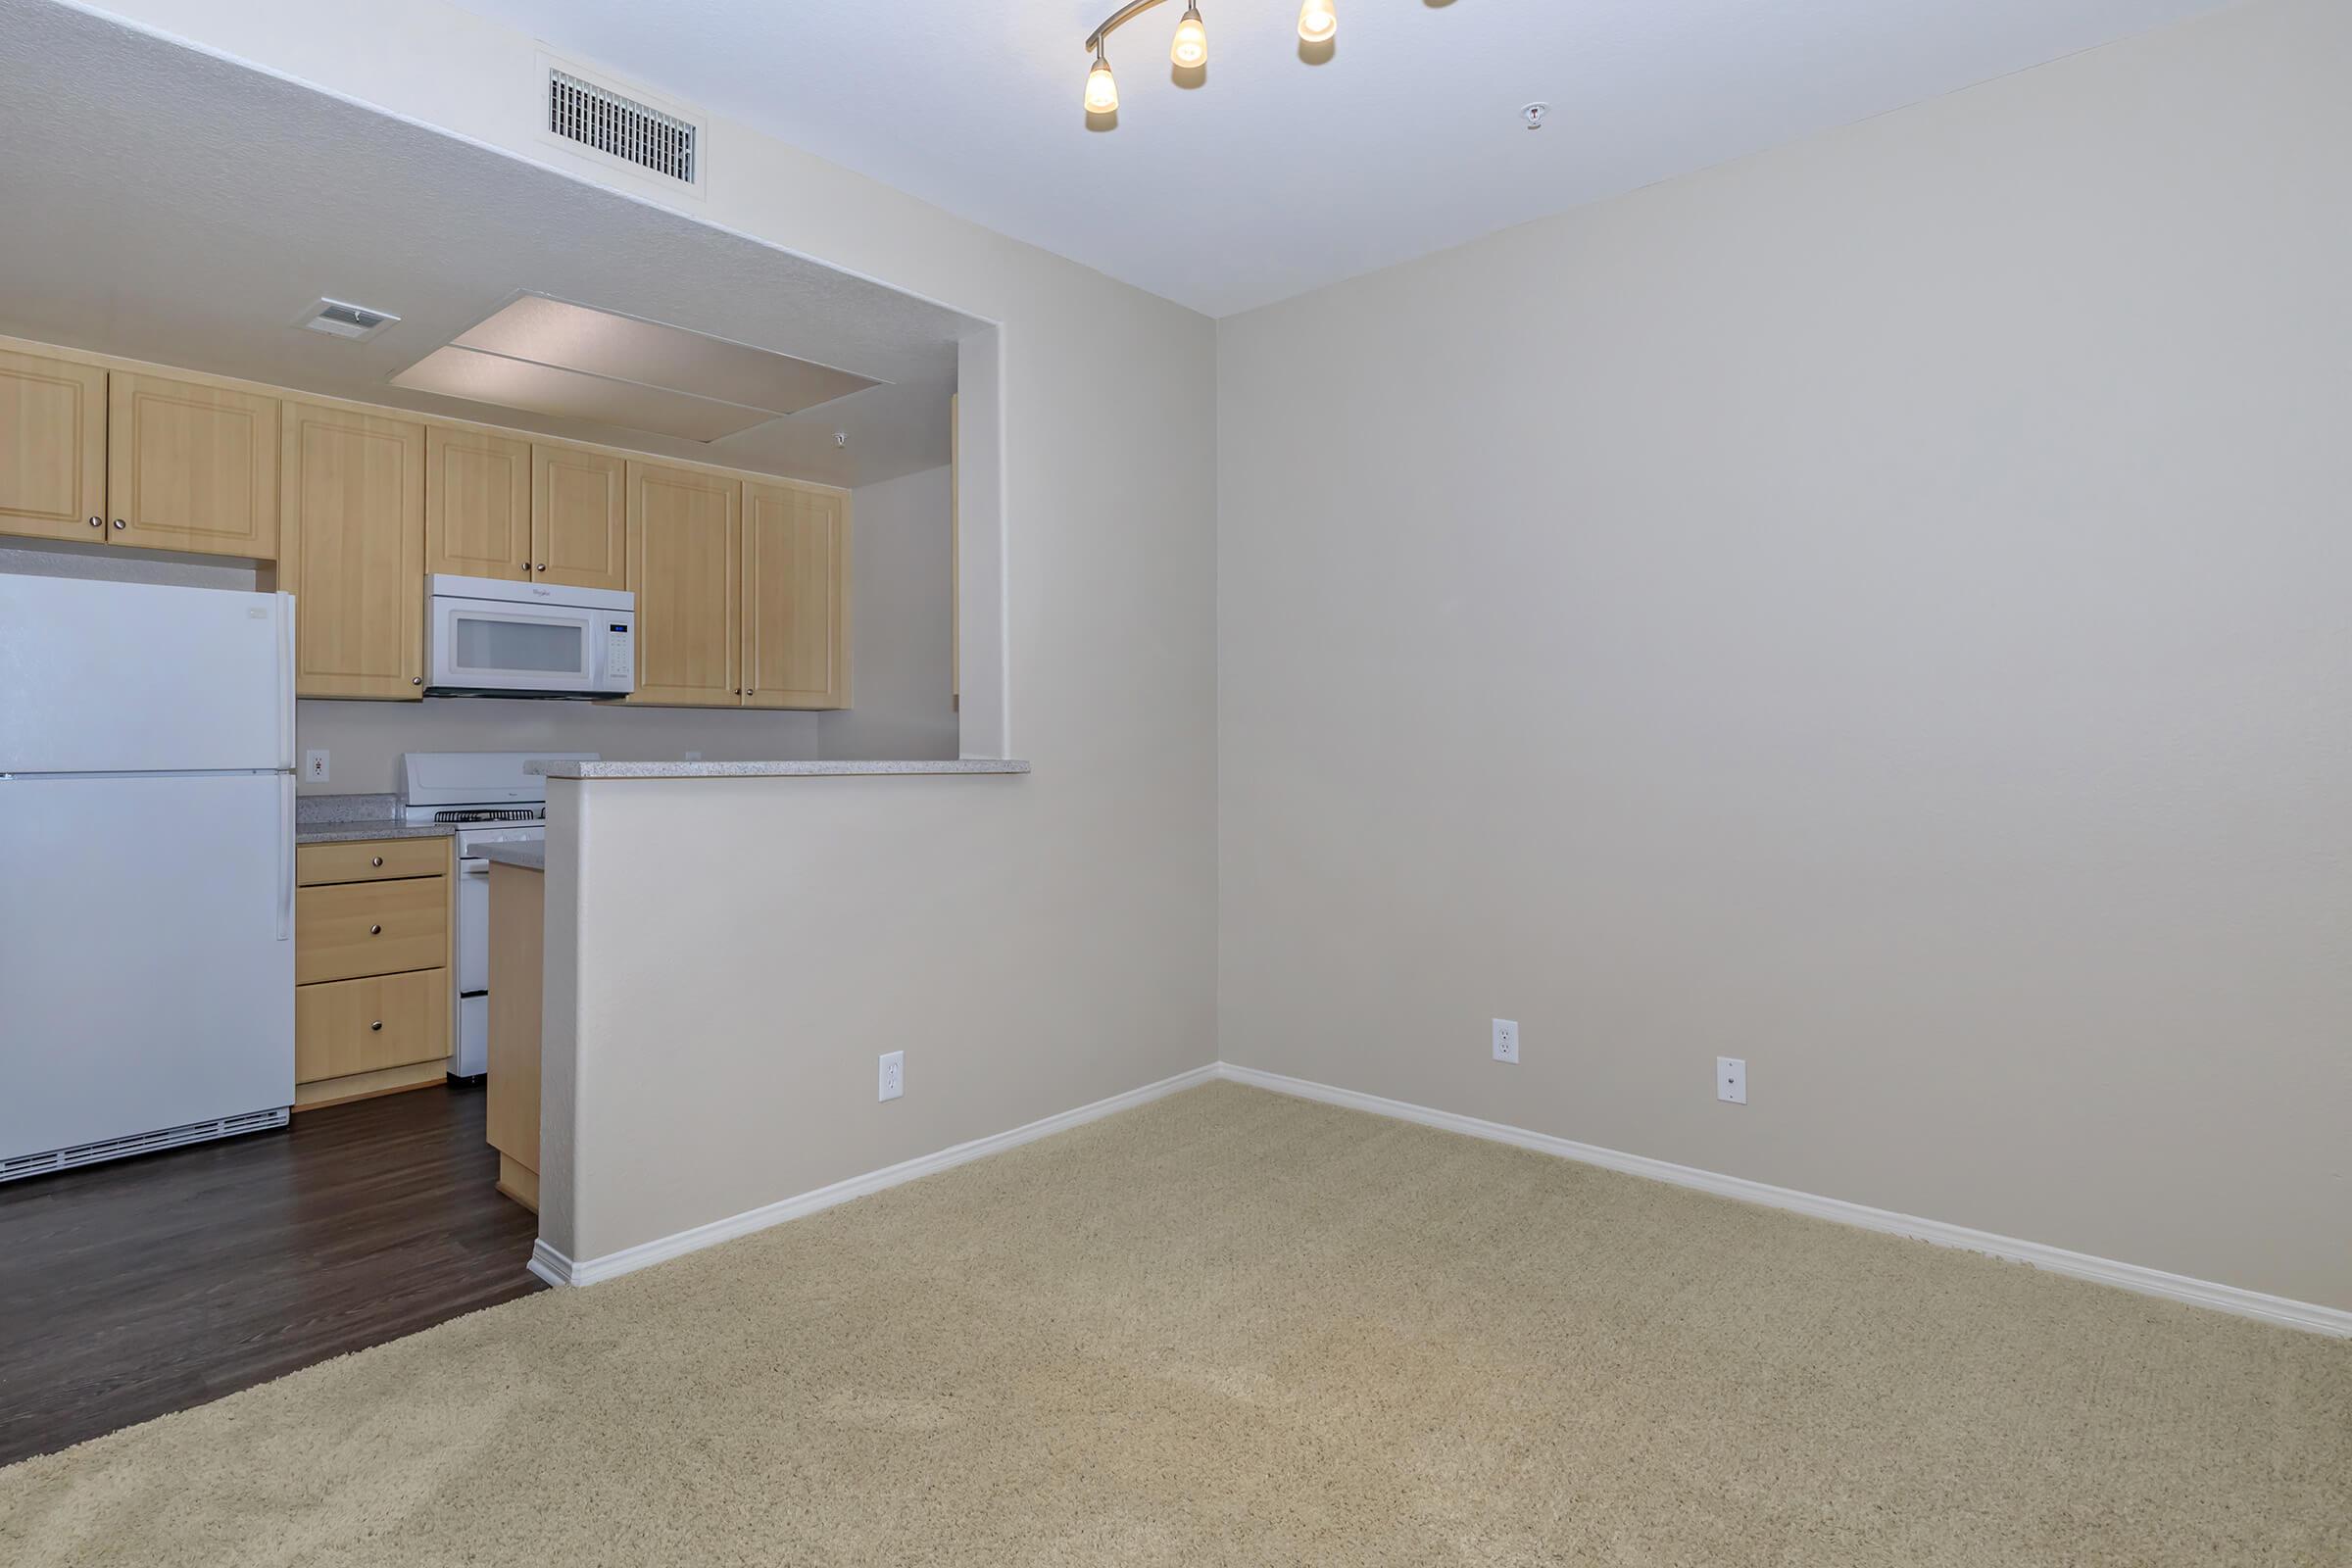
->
(0, 1085), (542, 1468)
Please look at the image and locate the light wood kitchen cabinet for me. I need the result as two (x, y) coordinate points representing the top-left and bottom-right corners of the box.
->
(428, 431), (628, 591)
(296, 837), (448, 885)
(2, 333), (859, 714)
(627, 461), (740, 707)
(485, 860), (545, 1211)
(107, 371), (278, 558)
(296, 876), (450, 986)
(281, 401), (426, 700)
(424, 425), (532, 582)
(743, 478), (851, 710)
(292, 836), (453, 1109)
(0, 348), (108, 542)
(534, 444), (629, 591)
(296, 968), (451, 1084)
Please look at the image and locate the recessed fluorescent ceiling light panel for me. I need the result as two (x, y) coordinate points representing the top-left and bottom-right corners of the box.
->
(393, 346), (778, 442)
(391, 295), (884, 444)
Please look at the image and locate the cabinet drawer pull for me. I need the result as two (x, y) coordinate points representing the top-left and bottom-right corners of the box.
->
(369, 856), (384, 867)
(370, 1020), (383, 1032)
(368, 924), (382, 935)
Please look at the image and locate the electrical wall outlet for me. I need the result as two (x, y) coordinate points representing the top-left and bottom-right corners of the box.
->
(1492, 1018), (1520, 1064)
(1717, 1056), (1746, 1104)
(303, 750), (330, 784)
(878, 1051), (905, 1102)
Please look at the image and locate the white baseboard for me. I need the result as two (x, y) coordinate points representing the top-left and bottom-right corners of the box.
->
(1215, 1063), (2352, 1340)
(527, 1239), (574, 1291)
(538, 1063), (1221, 1289)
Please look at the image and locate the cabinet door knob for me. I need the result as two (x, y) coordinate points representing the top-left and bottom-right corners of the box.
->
(411, 676), (422, 686)
(368, 924), (382, 936)
(111, 518), (125, 530)
(534, 563), (547, 571)
(369, 856), (384, 867)
(369, 1020), (383, 1032)
(88, 515), (103, 528)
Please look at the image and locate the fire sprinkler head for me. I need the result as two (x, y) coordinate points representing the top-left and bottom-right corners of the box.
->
(1522, 102), (1549, 131)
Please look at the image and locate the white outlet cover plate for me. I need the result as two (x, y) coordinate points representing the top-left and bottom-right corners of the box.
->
(304, 750), (329, 783)
(1492, 1018), (1519, 1064)
(1718, 1056), (1747, 1104)
(879, 1050), (905, 1102)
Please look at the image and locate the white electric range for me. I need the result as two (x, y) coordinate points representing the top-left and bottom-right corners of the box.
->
(399, 752), (596, 1080)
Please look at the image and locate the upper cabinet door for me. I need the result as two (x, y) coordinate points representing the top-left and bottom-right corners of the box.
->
(533, 444), (628, 592)
(742, 479), (851, 710)
(281, 402), (426, 700)
(424, 425), (531, 582)
(0, 349), (108, 544)
(108, 372), (278, 558)
(627, 463), (740, 707)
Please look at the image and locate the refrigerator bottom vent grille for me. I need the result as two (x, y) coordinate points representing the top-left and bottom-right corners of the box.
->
(1, 1107), (289, 1183)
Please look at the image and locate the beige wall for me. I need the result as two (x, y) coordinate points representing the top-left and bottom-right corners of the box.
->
(549, 771), (1210, 1260)
(819, 465), (957, 762)
(1217, 0), (2350, 1310)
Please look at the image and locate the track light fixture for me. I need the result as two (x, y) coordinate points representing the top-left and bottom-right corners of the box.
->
(1171, 4), (1209, 69)
(1084, 1), (1345, 121)
(1084, 39), (1120, 115)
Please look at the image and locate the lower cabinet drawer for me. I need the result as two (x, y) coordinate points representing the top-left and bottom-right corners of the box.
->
(297, 838), (448, 886)
(296, 969), (450, 1084)
(296, 877), (448, 984)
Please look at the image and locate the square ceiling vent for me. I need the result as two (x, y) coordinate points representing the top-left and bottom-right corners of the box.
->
(298, 298), (400, 341)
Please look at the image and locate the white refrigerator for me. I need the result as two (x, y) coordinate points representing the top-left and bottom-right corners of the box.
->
(0, 575), (298, 1177)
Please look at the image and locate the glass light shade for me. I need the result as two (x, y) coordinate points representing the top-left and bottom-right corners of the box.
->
(1085, 57), (1119, 114)
(1171, 9), (1207, 69)
(1298, 0), (1337, 44)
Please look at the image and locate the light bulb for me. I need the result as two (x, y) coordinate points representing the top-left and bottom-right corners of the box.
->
(1298, 0), (1336, 45)
(1084, 52), (1119, 114)
(1170, 5), (1207, 69)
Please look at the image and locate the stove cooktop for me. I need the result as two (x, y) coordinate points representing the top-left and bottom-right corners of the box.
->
(429, 808), (547, 824)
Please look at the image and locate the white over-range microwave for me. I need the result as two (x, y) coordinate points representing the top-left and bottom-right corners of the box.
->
(425, 574), (636, 698)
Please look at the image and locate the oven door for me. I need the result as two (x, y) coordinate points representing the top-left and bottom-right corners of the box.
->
(428, 593), (612, 696)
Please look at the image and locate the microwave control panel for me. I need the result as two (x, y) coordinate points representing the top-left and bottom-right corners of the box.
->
(605, 622), (635, 683)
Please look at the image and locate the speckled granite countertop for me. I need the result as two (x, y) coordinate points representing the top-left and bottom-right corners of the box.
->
(295, 820), (457, 845)
(476, 842), (546, 870)
(294, 793), (455, 846)
(535, 760), (1032, 779)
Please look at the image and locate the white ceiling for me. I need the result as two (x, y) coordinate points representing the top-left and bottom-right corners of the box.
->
(446, 0), (2235, 318)
(0, 0), (983, 488)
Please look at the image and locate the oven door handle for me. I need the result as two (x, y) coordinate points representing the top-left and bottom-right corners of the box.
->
(458, 858), (491, 878)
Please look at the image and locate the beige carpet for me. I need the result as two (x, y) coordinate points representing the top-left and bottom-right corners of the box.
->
(2, 1082), (2345, 1566)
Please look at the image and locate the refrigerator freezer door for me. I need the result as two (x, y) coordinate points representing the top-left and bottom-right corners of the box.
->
(0, 772), (295, 1161)
(0, 576), (293, 774)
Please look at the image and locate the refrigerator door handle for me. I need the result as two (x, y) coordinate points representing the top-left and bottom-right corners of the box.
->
(276, 773), (295, 942)
(276, 594), (297, 772)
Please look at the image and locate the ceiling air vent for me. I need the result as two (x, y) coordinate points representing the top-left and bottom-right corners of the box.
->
(549, 68), (698, 185)
(299, 298), (401, 341)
